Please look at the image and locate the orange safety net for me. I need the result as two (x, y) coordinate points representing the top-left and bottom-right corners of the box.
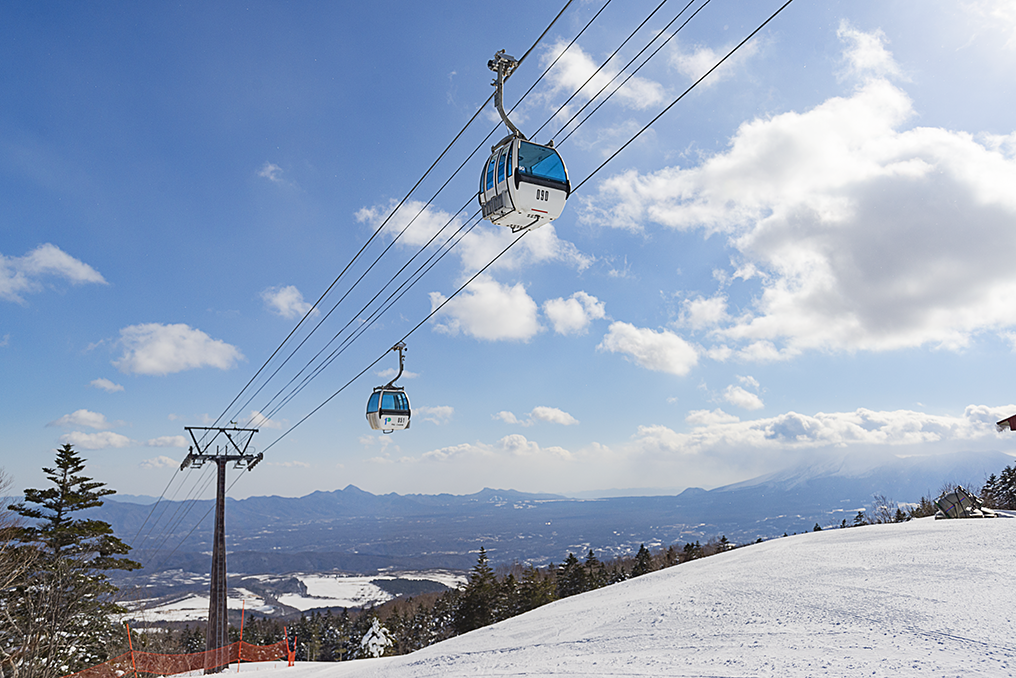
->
(62, 640), (290, 678)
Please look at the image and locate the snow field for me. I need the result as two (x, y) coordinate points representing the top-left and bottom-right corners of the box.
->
(128, 571), (467, 622)
(233, 517), (1016, 677)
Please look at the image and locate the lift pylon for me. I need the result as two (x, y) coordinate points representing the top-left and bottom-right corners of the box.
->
(182, 426), (262, 673)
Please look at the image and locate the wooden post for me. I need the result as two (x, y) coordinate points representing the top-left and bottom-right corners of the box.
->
(237, 598), (245, 672)
(126, 623), (138, 678)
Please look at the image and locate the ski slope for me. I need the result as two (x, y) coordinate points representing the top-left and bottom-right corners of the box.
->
(237, 517), (1016, 677)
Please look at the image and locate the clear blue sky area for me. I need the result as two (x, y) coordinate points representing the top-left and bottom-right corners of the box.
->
(3, 0), (1016, 499)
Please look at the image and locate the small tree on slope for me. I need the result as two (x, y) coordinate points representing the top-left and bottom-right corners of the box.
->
(3, 444), (140, 678)
(454, 547), (497, 635)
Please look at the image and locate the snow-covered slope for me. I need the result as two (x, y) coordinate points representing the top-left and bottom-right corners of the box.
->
(243, 518), (1016, 677)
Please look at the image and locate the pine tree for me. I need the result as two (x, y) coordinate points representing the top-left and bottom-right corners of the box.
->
(358, 617), (393, 659)
(3, 445), (140, 678)
(517, 565), (555, 613)
(631, 544), (654, 577)
(453, 547), (497, 634)
(584, 549), (607, 589)
(555, 552), (586, 598)
(982, 465), (1016, 509)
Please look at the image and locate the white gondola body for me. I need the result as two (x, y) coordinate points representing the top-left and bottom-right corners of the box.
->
(478, 138), (570, 232)
(366, 387), (411, 432)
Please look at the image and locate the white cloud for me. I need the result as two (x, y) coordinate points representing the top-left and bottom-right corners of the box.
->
(632, 404), (1015, 460)
(429, 275), (540, 342)
(113, 323), (244, 375)
(598, 321), (698, 376)
(499, 433), (574, 460)
(421, 442), (496, 463)
(495, 411), (521, 425)
(965, 0), (1016, 47)
(585, 27), (1016, 356)
(375, 367), (419, 381)
(58, 431), (134, 450)
(723, 385), (764, 411)
(261, 285), (318, 319)
(1, 243), (106, 304)
(542, 40), (666, 112)
(266, 460), (311, 468)
(356, 200), (592, 274)
(248, 410), (285, 430)
(543, 292), (607, 335)
(686, 409), (740, 426)
(530, 406), (579, 426)
(836, 21), (905, 81)
(668, 38), (759, 86)
(738, 375), (761, 390)
(498, 406), (579, 427)
(681, 295), (728, 331)
(420, 434), (573, 463)
(258, 162), (285, 183)
(48, 409), (115, 430)
(146, 436), (187, 448)
(416, 405), (454, 425)
(90, 378), (124, 393)
(140, 455), (179, 469)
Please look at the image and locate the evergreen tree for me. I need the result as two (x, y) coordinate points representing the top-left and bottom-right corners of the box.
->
(453, 547), (497, 634)
(584, 549), (607, 589)
(555, 552), (586, 598)
(813, 523), (822, 532)
(517, 565), (555, 613)
(3, 445), (140, 678)
(358, 617), (393, 659)
(631, 544), (654, 577)
(679, 541), (702, 564)
(982, 465), (1016, 509)
(662, 545), (679, 568)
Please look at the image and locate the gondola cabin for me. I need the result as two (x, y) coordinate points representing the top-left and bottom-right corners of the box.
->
(366, 386), (410, 432)
(479, 137), (571, 232)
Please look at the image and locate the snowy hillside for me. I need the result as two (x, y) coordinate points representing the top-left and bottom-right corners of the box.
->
(235, 517), (1015, 677)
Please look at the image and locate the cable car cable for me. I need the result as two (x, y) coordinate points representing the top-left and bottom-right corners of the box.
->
(124, 0), (619, 573)
(256, 206), (483, 423)
(246, 0), (754, 432)
(259, 226), (527, 456)
(260, 210), (485, 423)
(124, 0), (599, 560)
(546, 0), (705, 143)
(556, 0), (713, 147)
(228, 1), (609, 428)
(531, 0), (674, 140)
(261, 0), (797, 452)
(244, 0), (705, 429)
(135, 0), (792, 572)
(572, 0), (795, 193)
(206, 0), (578, 441)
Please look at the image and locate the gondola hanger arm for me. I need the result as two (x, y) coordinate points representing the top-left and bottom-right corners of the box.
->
(489, 50), (527, 141)
(384, 342), (407, 389)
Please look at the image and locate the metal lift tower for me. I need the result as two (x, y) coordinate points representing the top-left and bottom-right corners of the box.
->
(180, 426), (262, 673)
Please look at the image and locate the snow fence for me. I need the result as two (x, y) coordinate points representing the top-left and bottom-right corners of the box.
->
(61, 639), (291, 678)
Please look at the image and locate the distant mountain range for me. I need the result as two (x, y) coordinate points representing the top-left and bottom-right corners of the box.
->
(95, 449), (1011, 577)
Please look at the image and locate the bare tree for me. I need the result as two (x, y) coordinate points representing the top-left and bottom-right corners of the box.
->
(0, 469), (37, 677)
(869, 494), (900, 524)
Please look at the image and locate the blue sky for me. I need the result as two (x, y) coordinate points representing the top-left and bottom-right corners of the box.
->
(3, 0), (1016, 500)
